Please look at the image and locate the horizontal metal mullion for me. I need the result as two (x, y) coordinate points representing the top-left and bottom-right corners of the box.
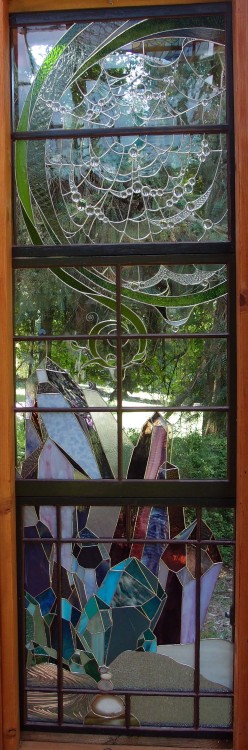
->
(10, 3), (231, 26)
(12, 124), (228, 142)
(22, 537), (235, 546)
(21, 722), (233, 738)
(12, 244), (234, 265)
(14, 333), (229, 342)
(15, 406), (229, 413)
(15, 479), (235, 503)
(24, 685), (233, 697)
(12, 246), (234, 268)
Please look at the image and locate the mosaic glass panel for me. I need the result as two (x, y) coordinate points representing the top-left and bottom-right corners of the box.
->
(22, 504), (234, 727)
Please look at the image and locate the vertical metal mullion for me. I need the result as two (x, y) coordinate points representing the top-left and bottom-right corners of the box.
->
(194, 506), (202, 730)
(116, 265), (123, 481)
(227, 256), (236, 491)
(125, 693), (131, 731)
(56, 505), (63, 726)
(225, 6), (235, 245)
(126, 504), (131, 545)
(19, 505), (27, 725)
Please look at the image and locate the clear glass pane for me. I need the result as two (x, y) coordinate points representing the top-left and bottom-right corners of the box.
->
(13, 18), (225, 130)
(14, 267), (116, 336)
(124, 411), (227, 479)
(15, 134), (228, 245)
(121, 264), (228, 334)
(15, 341), (118, 407)
(122, 338), (227, 407)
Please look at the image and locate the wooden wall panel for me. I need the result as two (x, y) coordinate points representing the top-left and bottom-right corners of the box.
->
(0, 1), (19, 749)
(233, 1), (248, 749)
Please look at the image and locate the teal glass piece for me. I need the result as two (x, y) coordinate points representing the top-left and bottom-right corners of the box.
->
(27, 603), (36, 616)
(26, 609), (34, 643)
(88, 632), (105, 665)
(85, 596), (100, 619)
(126, 558), (157, 592)
(36, 588), (56, 616)
(137, 628), (157, 653)
(62, 620), (74, 660)
(142, 595), (161, 620)
(113, 572), (153, 607)
(96, 570), (123, 606)
(61, 598), (72, 621)
(77, 611), (89, 636)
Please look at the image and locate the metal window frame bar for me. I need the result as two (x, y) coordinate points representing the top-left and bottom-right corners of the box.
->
(12, 125), (229, 140)
(9, 2), (231, 26)
(15, 482), (235, 503)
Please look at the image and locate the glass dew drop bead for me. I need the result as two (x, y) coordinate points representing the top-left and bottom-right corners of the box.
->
(184, 183), (193, 194)
(71, 191), (81, 203)
(129, 147), (138, 158)
(203, 219), (213, 230)
(85, 206), (94, 217)
(133, 182), (142, 194)
(173, 185), (184, 199)
(91, 158), (100, 168)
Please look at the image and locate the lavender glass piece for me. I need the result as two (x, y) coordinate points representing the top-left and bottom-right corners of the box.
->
(141, 507), (168, 576)
(181, 578), (197, 644)
(200, 562), (223, 628)
(24, 506), (39, 528)
(38, 438), (75, 479)
(84, 569), (98, 600)
(87, 506), (121, 552)
(144, 424), (167, 480)
(36, 391), (101, 478)
(26, 419), (42, 457)
(39, 507), (57, 539)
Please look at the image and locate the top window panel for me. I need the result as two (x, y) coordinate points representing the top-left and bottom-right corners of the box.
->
(12, 16), (226, 131)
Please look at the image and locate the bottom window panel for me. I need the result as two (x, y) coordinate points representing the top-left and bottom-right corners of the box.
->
(27, 692), (58, 723)
(130, 695), (194, 728)
(199, 696), (233, 728)
(20, 503), (234, 731)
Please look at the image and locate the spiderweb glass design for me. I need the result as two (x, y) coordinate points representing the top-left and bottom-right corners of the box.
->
(16, 18), (228, 245)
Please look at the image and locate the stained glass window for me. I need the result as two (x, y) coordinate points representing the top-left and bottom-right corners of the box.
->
(12, 4), (235, 737)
